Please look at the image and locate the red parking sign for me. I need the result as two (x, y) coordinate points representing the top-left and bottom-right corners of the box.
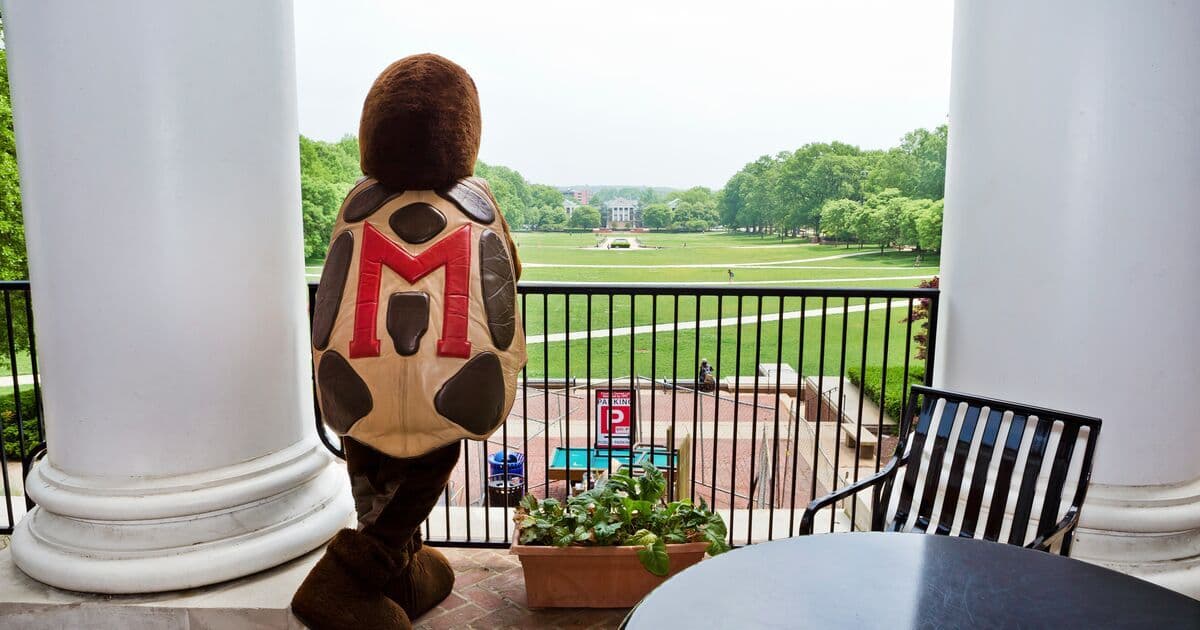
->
(596, 389), (635, 447)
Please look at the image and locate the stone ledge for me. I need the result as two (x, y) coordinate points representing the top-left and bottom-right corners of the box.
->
(0, 538), (317, 629)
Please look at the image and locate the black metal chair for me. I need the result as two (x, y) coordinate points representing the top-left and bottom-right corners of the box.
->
(800, 385), (1101, 555)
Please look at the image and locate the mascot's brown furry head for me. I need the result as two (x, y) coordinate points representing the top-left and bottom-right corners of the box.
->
(359, 54), (481, 190)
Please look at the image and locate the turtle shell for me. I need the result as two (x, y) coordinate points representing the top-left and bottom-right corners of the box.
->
(311, 176), (526, 458)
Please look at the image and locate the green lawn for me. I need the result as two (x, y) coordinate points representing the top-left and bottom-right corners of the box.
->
(0, 383), (34, 396)
(511, 231), (933, 267)
(0, 349), (33, 379)
(518, 292), (926, 338)
(520, 265), (935, 284)
(522, 295), (931, 379)
(306, 232), (936, 274)
(8, 231), (934, 383)
(299, 230), (939, 379)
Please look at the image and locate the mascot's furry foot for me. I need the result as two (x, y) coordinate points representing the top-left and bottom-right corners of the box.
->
(291, 529), (412, 630)
(384, 535), (456, 619)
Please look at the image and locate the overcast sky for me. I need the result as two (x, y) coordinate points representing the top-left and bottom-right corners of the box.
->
(293, 0), (953, 189)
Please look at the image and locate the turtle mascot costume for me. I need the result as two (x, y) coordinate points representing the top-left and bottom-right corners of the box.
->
(292, 54), (526, 629)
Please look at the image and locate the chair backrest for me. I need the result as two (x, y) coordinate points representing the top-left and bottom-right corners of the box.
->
(876, 385), (1101, 555)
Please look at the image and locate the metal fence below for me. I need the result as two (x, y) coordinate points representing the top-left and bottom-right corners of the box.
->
(311, 282), (939, 547)
(0, 280), (938, 544)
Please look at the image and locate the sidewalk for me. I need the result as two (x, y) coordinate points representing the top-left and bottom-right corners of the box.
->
(415, 547), (627, 629)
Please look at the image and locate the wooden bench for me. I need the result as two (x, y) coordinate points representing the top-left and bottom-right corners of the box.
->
(840, 422), (878, 460)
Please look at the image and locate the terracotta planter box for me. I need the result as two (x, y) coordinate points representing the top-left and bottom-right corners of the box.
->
(511, 541), (709, 608)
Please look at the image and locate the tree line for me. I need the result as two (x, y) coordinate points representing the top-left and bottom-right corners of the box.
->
(717, 125), (946, 250)
(299, 126), (947, 260)
(298, 136), (726, 258)
(436, 161), (721, 232)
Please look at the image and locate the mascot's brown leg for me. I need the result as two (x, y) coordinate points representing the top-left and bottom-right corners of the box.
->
(290, 528), (410, 629)
(384, 531), (457, 618)
(351, 438), (461, 620)
(292, 439), (460, 628)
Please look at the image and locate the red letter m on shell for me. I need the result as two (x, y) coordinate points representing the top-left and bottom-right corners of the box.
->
(349, 223), (472, 359)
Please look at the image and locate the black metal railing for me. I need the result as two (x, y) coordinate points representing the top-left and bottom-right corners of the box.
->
(0, 280), (938, 544)
(0, 280), (47, 534)
(310, 282), (939, 547)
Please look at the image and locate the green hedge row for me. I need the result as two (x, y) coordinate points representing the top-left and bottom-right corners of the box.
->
(846, 364), (925, 423)
(1, 388), (41, 460)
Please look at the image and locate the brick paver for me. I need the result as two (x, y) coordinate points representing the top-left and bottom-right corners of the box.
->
(414, 547), (628, 629)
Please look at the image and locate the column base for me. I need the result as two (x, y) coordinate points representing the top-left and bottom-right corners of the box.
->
(11, 440), (353, 594)
(1073, 478), (1200, 598)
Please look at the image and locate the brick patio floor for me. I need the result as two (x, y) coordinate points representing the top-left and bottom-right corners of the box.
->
(414, 547), (628, 629)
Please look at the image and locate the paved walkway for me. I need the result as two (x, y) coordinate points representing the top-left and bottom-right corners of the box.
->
(586, 237), (646, 250)
(415, 547), (626, 629)
(532, 274), (933, 286)
(526, 299), (896, 345)
(521, 249), (883, 269)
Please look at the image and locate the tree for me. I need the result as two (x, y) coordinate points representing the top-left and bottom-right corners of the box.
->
(817, 199), (859, 244)
(474, 161), (531, 227)
(529, 184), (564, 209)
(849, 203), (882, 249)
(672, 201), (716, 229)
(523, 206), (545, 230)
(900, 125), (948, 200)
(864, 188), (909, 250)
(500, 200), (525, 230)
(568, 205), (601, 229)
(713, 126), (947, 236)
(738, 154), (786, 233)
(641, 203), (674, 229)
(898, 198), (939, 250)
(539, 206), (567, 229)
(861, 148), (915, 197)
(300, 175), (346, 259)
(298, 135), (361, 260)
(672, 186), (716, 206)
(915, 200), (944, 252)
(0, 25), (31, 369)
(0, 31), (25, 281)
(775, 143), (863, 233)
(717, 172), (749, 228)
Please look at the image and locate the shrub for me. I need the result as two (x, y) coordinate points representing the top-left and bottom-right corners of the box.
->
(1, 388), (41, 460)
(609, 239), (631, 249)
(847, 365), (925, 425)
(670, 220), (708, 232)
(515, 464), (730, 576)
(904, 277), (940, 359)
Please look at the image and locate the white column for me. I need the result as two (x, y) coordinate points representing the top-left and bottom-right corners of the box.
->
(938, 0), (1200, 595)
(3, 0), (352, 593)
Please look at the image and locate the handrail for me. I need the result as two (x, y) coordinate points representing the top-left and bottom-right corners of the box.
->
(2, 278), (941, 545)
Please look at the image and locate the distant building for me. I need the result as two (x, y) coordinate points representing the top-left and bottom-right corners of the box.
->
(563, 188), (591, 205)
(604, 197), (640, 228)
(563, 197), (580, 216)
(667, 198), (681, 210)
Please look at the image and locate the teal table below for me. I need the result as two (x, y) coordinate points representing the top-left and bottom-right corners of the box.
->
(547, 447), (676, 482)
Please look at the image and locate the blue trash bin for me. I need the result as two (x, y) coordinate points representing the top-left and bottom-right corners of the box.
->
(488, 450), (525, 478)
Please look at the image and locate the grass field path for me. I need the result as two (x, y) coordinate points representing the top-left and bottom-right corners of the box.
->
(526, 299), (894, 345)
(521, 249), (885, 269)
(529, 274), (934, 287)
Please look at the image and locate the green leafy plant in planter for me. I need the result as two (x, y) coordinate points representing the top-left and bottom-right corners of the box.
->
(514, 463), (730, 576)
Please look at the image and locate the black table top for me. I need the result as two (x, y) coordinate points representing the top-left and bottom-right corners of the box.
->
(623, 532), (1200, 629)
